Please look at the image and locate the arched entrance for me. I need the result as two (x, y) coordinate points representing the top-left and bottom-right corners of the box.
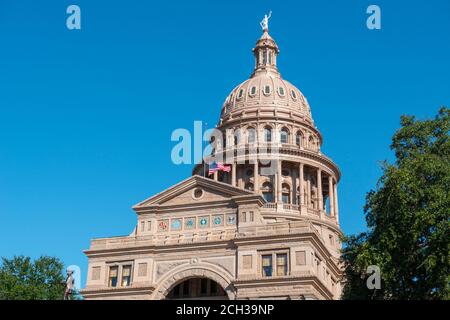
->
(166, 277), (228, 300)
(152, 265), (235, 300)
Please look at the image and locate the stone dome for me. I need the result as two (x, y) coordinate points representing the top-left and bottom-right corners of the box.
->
(220, 30), (313, 124)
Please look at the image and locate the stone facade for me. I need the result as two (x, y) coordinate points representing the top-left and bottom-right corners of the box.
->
(82, 26), (343, 300)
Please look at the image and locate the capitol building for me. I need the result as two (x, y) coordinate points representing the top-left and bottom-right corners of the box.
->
(82, 20), (343, 300)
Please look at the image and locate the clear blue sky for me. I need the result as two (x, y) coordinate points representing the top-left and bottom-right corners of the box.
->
(0, 0), (449, 287)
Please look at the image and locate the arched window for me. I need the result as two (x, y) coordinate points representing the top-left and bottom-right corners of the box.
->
(237, 89), (244, 99)
(308, 135), (314, 150)
(234, 130), (241, 146)
(264, 127), (272, 143)
(282, 183), (290, 204)
(262, 182), (273, 203)
(250, 86), (257, 96)
(296, 131), (303, 147)
(244, 182), (254, 191)
(280, 128), (289, 144)
(263, 85), (271, 95)
(247, 127), (256, 144)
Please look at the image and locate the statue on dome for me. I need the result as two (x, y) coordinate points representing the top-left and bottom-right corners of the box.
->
(260, 11), (272, 31)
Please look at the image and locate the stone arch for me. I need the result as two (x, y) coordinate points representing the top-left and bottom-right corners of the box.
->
(152, 263), (235, 300)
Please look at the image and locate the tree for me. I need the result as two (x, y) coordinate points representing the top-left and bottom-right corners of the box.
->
(0, 255), (66, 300)
(341, 107), (450, 300)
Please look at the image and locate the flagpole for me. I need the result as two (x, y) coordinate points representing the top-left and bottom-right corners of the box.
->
(203, 121), (207, 177)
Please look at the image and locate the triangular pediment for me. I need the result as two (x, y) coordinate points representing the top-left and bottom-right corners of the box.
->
(133, 175), (257, 210)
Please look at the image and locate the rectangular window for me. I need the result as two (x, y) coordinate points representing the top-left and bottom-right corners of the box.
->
(108, 266), (118, 287)
(121, 265), (132, 287)
(276, 254), (288, 276)
(282, 194), (289, 204)
(262, 255), (273, 277)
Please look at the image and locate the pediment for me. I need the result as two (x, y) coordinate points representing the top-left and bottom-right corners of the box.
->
(133, 175), (256, 210)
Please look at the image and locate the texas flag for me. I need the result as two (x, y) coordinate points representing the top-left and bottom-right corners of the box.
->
(208, 162), (231, 175)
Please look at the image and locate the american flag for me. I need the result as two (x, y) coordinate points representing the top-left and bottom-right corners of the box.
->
(208, 162), (231, 175)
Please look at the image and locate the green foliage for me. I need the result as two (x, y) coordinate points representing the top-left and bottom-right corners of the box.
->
(342, 107), (450, 300)
(0, 255), (66, 300)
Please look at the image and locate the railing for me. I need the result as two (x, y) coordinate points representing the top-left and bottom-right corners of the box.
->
(262, 203), (277, 209)
(283, 204), (299, 211)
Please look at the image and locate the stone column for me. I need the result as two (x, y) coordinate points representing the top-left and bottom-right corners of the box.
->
(328, 175), (334, 217)
(299, 163), (304, 205)
(317, 169), (323, 212)
(231, 161), (236, 186)
(292, 166), (298, 205)
(254, 159), (259, 193)
(277, 160), (282, 202)
(307, 176), (311, 208)
(334, 183), (339, 223)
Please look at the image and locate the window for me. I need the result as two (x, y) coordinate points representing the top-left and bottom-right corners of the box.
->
(234, 130), (241, 145)
(329, 234), (335, 246)
(261, 252), (289, 277)
(193, 188), (203, 199)
(250, 86), (257, 96)
(247, 127), (256, 143)
(263, 192), (273, 203)
(237, 88), (244, 99)
(201, 278), (208, 295)
(262, 182), (273, 203)
(263, 85), (271, 95)
(246, 169), (253, 177)
(108, 266), (118, 287)
(282, 183), (290, 204)
(309, 135), (315, 149)
(262, 255), (273, 277)
(276, 254), (288, 276)
(296, 131), (303, 147)
(278, 87), (285, 96)
(121, 265), (132, 287)
(264, 127), (272, 142)
(291, 90), (297, 99)
(280, 128), (289, 144)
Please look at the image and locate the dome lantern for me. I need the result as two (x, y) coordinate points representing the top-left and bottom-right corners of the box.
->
(251, 29), (280, 78)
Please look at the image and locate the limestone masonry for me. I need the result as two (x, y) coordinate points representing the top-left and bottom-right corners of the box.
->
(82, 25), (343, 300)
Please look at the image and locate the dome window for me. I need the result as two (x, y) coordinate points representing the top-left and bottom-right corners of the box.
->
(234, 130), (241, 146)
(263, 127), (272, 142)
(247, 127), (256, 143)
(237, 89), (244, 100)
(280, 128), (289, 144)
(296, 131), (303, 147)
(291, 90), (297, 100)
(249, 86), (257, 97)
(278, 87), (285, 97)
(263, 85), (271, 96)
